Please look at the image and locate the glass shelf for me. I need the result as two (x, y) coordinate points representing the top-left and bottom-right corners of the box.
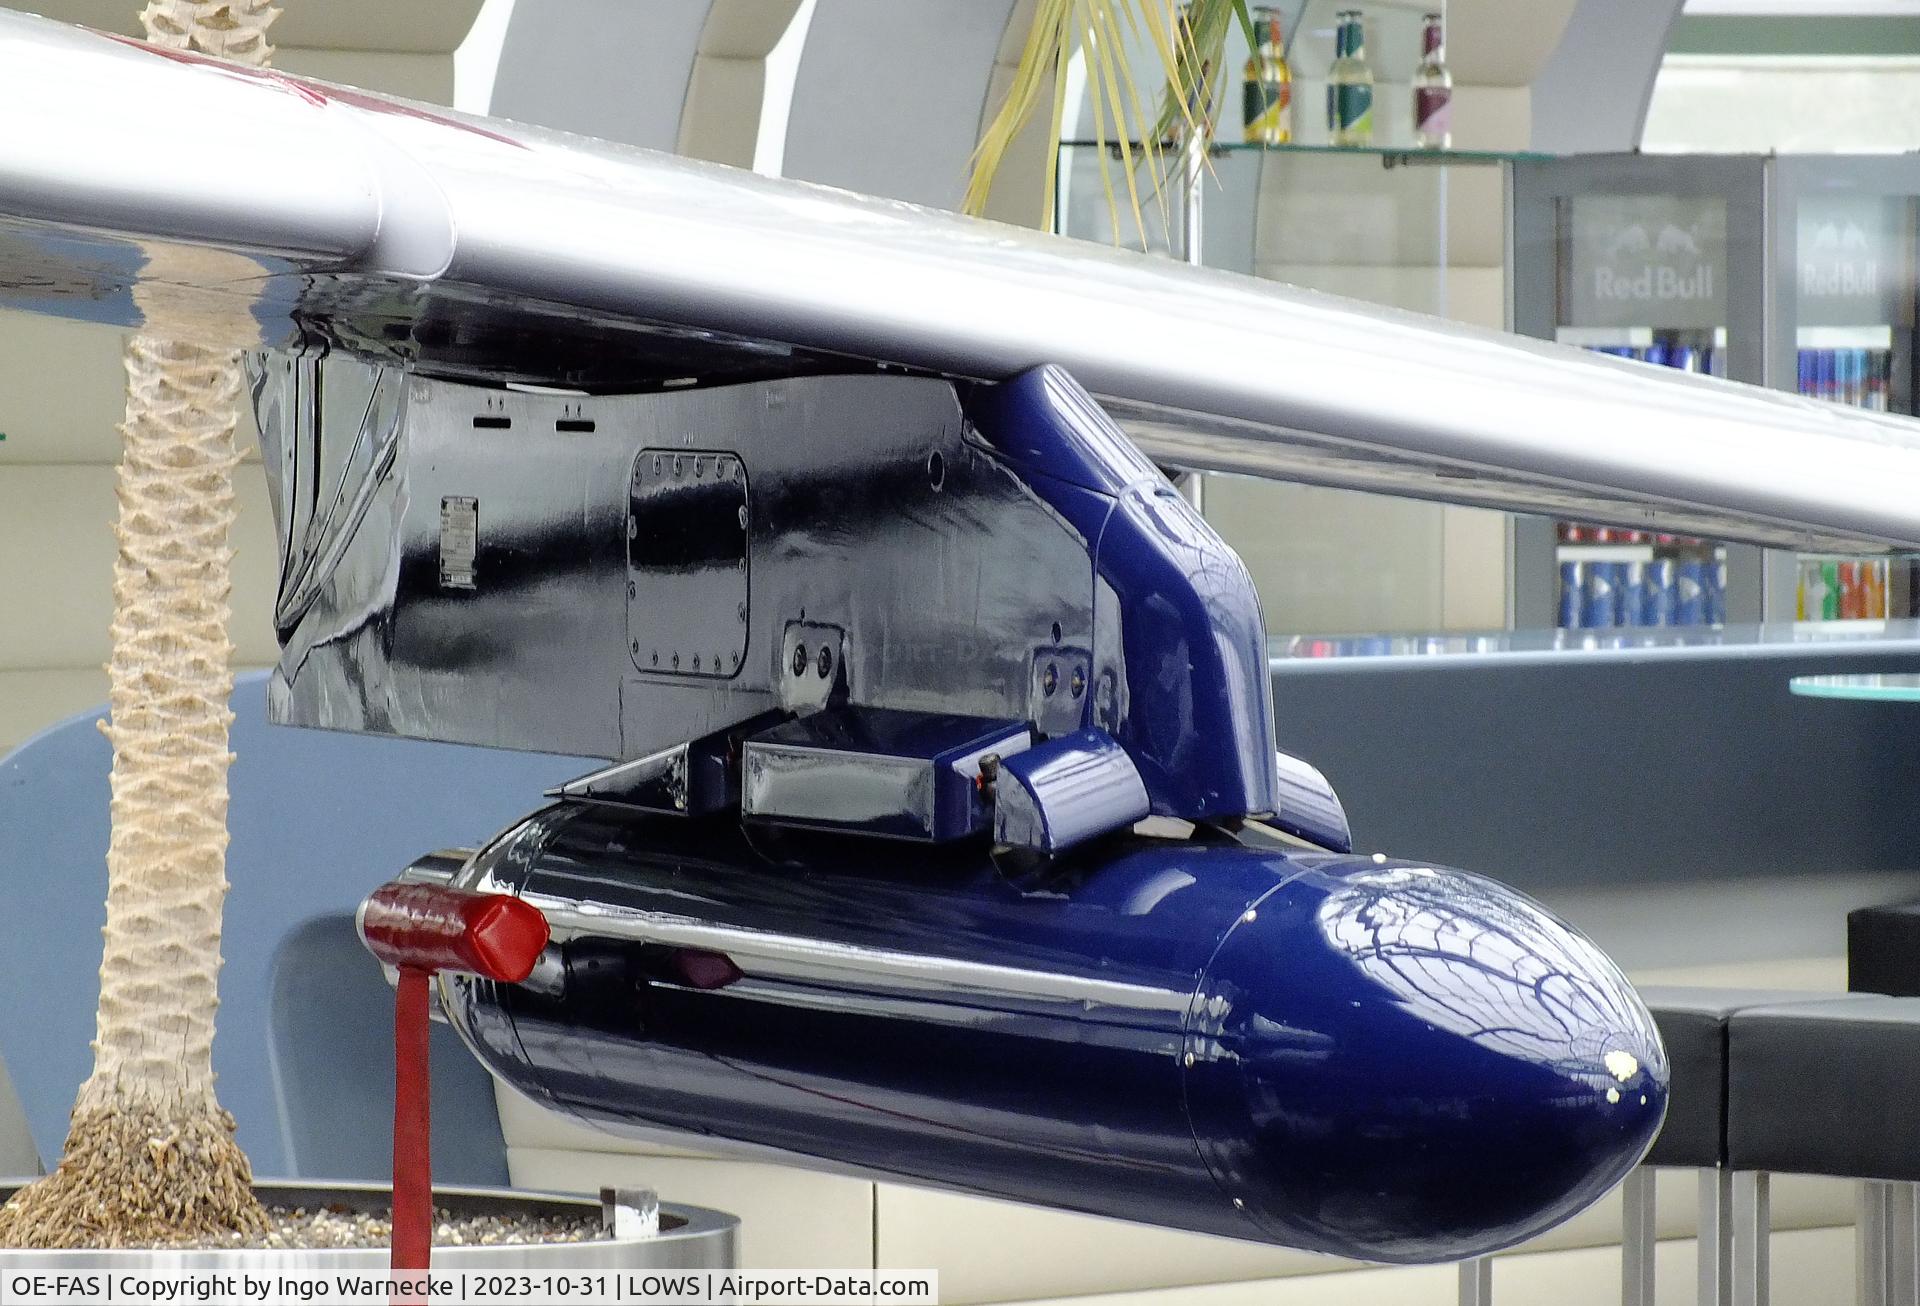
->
(1789, 673), (1920, 701)
(1059, 139), (1555, 167)
(1274, 618), (1920, 666)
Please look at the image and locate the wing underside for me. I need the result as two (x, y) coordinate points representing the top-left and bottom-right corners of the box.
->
(0, 11), (1916, 553)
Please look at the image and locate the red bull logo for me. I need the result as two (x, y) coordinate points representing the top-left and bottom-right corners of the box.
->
(1593, 223), (1713, 301)
(1801, 220), (1879, 297)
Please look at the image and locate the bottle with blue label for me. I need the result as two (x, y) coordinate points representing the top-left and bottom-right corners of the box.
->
(1327, 10), (1374, 147)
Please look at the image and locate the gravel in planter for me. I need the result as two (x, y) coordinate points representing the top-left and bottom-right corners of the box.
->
(176, 1204), (607, 1250)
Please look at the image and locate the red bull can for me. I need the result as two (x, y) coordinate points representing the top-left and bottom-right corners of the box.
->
(1643, 558), (1676, 626)
(1582, 562), (1617, 627)
(1618, 562), (1647, 627)
(1558, 560), (1583, 628)
(1676, 560), (1708, 626)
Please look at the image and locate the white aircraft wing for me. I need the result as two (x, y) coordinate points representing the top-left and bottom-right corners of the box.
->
(0, 11), (1915, 552)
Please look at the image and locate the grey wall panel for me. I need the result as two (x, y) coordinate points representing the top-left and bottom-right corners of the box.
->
(490, 0), (715, 150)
(0, 673), (590, 1176)
(1271, 640), (1920, 888)
(783, 0), (1022, 209)
(1531, 0), (1687, 153)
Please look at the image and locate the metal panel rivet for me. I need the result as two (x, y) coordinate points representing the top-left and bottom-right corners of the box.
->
(692, 655), (701, 671)
(628, 581), (636, 598)
(1070, 668), (1086, 698)
(627, 518), (637, 540)
(1242, 909), (1258, 924)
(695, 459), (705, 479)
(652, 454), (661, 474)
(1042, 663), (1058, 696)
(630, 640), (639, 655)
(1183, 1052), (1195, 1067)
(737, 602), (747, 622)
(673, 455), (683, 477)
(651, 651), (659, 666)
(671, 652), (680, 669)
(817, 645), (834, 679)
(792, 644), (809, 677)
(737, 504), (748, 529)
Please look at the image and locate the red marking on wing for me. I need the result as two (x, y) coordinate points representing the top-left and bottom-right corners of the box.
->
(101, 31), (528, 149)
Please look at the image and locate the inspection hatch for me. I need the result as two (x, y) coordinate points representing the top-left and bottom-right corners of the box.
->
(627, 448), (749, 678)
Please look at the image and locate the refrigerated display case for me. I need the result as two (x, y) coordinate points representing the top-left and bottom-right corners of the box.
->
(1510, 153), (1920, 631)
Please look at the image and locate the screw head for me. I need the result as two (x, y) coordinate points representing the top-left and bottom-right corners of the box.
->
(792, 643), (809, 677)
(817, 645), (834, 679)
(1070, 667), (1086, 698)
(1042, 662), (1058, 696)
(692, 655), (701, 671)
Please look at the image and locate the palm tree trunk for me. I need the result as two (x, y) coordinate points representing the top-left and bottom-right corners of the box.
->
(0, 0), (280, 1248)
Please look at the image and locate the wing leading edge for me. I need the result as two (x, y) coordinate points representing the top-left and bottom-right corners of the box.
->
(0, 10), (1915, 552)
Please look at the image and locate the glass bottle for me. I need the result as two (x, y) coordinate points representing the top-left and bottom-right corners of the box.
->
(1242, 6), (1293, 146)
(1412, 11), (1453, 150)
(1327, 10), (1374, 148)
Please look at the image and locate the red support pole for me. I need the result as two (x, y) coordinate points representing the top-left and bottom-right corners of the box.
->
(358, 881), (548, 1288)
(392, 965), (434, 1274)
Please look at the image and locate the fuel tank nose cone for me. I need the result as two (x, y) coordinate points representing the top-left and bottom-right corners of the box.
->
(1185, 858), (1667, 1263)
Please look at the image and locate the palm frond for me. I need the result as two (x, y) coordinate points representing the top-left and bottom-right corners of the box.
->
(965, 0), (1253, 247)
